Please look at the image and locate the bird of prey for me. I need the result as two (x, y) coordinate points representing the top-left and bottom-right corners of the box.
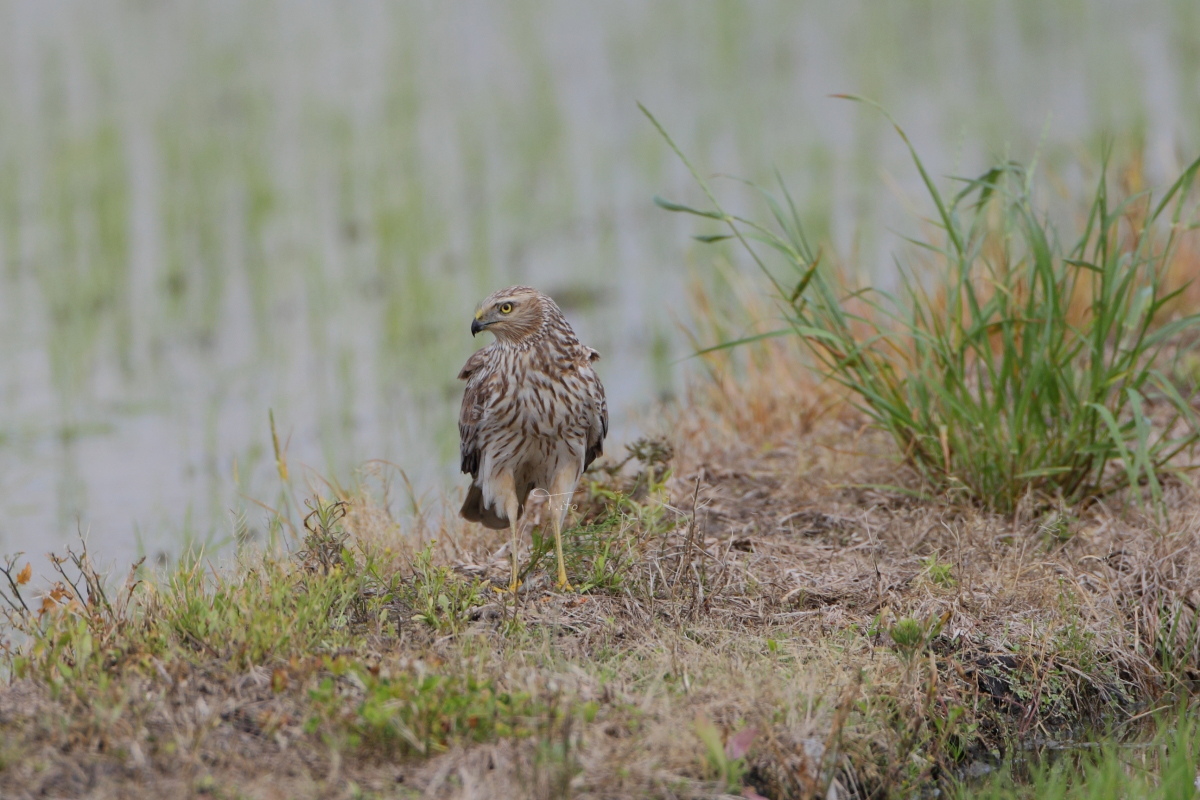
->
(458, 286), (608, 592)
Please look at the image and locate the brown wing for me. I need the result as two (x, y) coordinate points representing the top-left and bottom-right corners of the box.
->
(581, 349), (608, 471)
(458, 348), (491, 478)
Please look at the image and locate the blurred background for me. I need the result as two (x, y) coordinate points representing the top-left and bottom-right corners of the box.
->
(0, 0), (1197, 569)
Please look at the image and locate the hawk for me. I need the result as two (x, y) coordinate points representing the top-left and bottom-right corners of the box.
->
(458, 286), (608, 592)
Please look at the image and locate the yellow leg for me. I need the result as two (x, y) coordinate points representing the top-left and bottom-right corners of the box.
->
(549, 471), (577, 592)
(552, 509), (572, 592)
(505, 496), (522, 594)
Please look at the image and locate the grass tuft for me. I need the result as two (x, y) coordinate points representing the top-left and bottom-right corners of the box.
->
(645, 102), (1200, 513)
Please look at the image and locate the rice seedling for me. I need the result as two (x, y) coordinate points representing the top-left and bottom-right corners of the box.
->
(645, 101), (1200, 513)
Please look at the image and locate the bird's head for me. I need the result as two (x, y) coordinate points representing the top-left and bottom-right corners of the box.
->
(471, 285), (547, 344)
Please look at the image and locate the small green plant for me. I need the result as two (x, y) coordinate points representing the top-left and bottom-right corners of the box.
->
(693, 717), (757, 795)
(307, 662), (547, 757)
(2, 546), (151, 697)
(930, 703), (977, 764)
(584, 437), (674, 532)
(1038, 511), (1076, 545)
(406, 542), (485, 633)
(297, 498), (351, 574)
(165, 552), (368, 668)
(1153, 599), (1200, 684)
(519, 512), (639, 595)
(888, 612), (948, 664)
(922, 553), (955, 587)
(1051, 592), (1106, 678)
(889, 617), (927, 659)
(555, 512), (640, 594)
(645, 102), (1200, 513)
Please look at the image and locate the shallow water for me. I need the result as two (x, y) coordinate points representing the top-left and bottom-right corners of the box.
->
(0, 0), (1196, 570)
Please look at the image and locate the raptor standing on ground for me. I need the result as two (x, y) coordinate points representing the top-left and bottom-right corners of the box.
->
(458, 285), (608, 592)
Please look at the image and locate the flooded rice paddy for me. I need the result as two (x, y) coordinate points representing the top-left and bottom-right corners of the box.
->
(0, 0), (1197, 568)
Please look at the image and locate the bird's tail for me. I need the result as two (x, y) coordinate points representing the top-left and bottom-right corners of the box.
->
(460, 483), (512, 530)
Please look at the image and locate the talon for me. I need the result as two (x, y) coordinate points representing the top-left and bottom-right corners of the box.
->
(556, 576), (574, 592)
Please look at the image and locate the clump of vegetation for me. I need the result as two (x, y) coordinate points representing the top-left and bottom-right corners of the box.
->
(1, 499), (383, 690)
(404, 540), (488, 633)
(305, 658), (547, 757)
(646, 101), (1200, 513)
(958, 710), (1200, 800)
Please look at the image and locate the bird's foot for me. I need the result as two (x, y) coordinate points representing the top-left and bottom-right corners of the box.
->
(556, 574), (574, 593)
(492, 579), (522, 595)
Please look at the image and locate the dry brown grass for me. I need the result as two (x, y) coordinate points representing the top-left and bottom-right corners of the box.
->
(3, 325), (1200, 799)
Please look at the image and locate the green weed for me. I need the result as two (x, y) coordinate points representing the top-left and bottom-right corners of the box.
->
(1153, 599), (1200, 685)
(163, 555), (367, 669)
(306, 661), (549, 757)
(889, 617), (929, 658)
(957, 710), (1200, 799)
(693, 716), (756, 795)
(405, 541), (486, 633)
(883, 611), (948, 666)
(4, 548), (152, 697)
(161, 498), (378, 667)
(1, 501), (391, 698)
(922, 552), (956, 587)
(523, 511), (641, 595)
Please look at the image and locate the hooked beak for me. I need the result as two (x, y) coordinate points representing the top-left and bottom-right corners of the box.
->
(471, 318), (486, 337)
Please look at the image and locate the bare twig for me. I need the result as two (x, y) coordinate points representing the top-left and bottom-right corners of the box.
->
(0, 554), (31, 615)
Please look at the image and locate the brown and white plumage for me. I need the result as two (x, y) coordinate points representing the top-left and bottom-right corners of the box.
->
(458, 285), (608, 590)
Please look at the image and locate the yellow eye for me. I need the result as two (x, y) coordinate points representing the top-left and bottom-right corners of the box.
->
(500, 302), (513, 314)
